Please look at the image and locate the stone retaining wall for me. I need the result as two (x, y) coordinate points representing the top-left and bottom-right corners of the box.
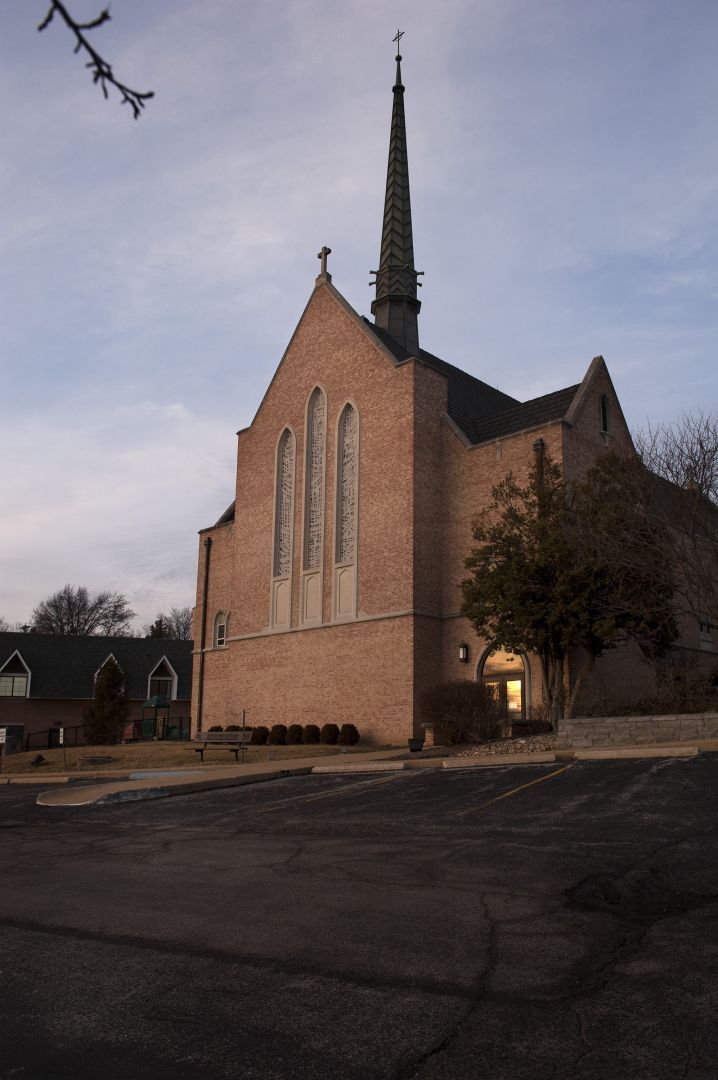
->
(557, 712), (718, 749)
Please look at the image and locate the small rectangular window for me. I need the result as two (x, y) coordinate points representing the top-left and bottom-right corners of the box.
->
(216, 624), (226, 647)
(0, 674), (28, 697)
(149, 677), (172, 699)
(699, 614), (713, 641)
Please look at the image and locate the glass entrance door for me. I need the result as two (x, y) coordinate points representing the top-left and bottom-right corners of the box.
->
(480, 648), (526, 723)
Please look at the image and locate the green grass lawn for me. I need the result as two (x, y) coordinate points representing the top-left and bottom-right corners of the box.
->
(1, 740), (376, 775)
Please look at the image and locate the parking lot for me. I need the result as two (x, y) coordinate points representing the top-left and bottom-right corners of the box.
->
(1, 756), (717, 1079)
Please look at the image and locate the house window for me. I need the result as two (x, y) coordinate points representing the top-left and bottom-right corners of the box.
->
(600, 395), (609, 433)
(149, 676), (173, 699)
(147, 656), (177, 701)
(699, 614), (713, 642)
(214, 613), (227, 648)
(0, 674), (28, 697)
(0, 651), (30, 697)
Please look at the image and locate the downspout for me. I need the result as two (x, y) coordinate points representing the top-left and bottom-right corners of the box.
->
(196, 536), (212, 734)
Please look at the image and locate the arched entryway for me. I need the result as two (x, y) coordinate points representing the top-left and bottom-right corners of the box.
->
(478, 647), (527, 726)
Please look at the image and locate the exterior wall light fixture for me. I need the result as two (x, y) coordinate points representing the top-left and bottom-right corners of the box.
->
(458, 643), (469, 663)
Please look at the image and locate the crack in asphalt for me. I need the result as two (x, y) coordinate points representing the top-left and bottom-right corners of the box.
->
(0, 915), (475, 1002)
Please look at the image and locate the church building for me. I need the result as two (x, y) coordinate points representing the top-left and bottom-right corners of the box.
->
(191, 46), (641, 743)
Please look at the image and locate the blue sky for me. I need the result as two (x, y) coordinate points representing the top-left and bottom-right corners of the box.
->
(1, 0), (717, 629)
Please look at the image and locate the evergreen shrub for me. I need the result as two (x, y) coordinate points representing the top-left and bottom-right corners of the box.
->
(420, 680), (503, 746)
(286, 724), (303, 744)
(269, 724), (288, 745)
(302, 724), (320, 744)
(338, 723), (359, 746)
(82, 657), (129, 745)
(250, 725), (269, 745)
(320, 723), (339, 745)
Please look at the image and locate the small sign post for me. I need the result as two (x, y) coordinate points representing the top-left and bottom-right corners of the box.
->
(0, 727), (6, 775)
(241, 709), (247, 765)
(59, 726), (67, 770)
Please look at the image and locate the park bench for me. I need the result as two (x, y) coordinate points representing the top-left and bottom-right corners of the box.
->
(192, 730), (252, 763)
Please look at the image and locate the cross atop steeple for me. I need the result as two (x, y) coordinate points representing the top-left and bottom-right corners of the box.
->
(370, 33), (422, 356)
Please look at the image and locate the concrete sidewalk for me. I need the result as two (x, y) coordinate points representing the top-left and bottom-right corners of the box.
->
(27, 740), (716, 806)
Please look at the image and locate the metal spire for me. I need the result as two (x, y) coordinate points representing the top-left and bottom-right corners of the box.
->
(370, 31), (423, 355)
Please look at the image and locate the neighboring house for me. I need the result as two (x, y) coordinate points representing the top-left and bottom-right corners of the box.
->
(191, 48), (717, 743)
(0, 633), (192, 753)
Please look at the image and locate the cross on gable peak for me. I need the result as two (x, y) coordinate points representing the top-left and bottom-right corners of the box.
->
(316, 245), (332, 281)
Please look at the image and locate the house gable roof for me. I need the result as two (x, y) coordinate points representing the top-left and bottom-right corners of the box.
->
(0, 633), (193, 701)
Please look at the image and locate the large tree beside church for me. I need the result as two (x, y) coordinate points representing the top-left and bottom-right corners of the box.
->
(461, 453), (678, 726)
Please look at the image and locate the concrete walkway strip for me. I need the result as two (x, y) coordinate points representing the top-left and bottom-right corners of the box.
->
(574, 746), (698, 760)
(2, 775), (71, 785)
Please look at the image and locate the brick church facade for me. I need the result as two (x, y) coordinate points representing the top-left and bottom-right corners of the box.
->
(190, 48), (652, 743)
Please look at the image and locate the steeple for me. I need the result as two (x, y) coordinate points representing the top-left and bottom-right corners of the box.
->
(371, 31), (422, 356)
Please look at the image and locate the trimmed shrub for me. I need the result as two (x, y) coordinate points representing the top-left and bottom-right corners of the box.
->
(208, 725), (224, 732)
(420, 680), (504, 746)
(338, 723), (359, 746)
(302, 724), (320, 745)
(250, 725), (269, 745)
(320, 723), (339, 745)
(286, 724), (303, 744)
(269, 723), (287, 745)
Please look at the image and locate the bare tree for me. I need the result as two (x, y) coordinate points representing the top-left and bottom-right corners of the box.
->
(635, 411), (718, 503)
(32, 585), (136, 636)
(634, 411), (718, 629)
(38, 2), (153, 118)
(143, 607), (193, 640)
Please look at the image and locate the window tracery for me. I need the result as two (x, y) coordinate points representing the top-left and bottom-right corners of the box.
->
(304, 389), (326, 570)
(274, 428), (295, 578)
(337, 404), (357, 564)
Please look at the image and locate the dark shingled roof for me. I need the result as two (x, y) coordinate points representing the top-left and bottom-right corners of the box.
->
(214, 501), (235, 526)
(364, 320), (521, 438)
(364, 319), (578, 445)
(468, 384), (581, 444)
(0, 633), (193, 701)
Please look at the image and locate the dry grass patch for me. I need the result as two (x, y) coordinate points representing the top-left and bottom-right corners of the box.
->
(1, 741), (368, 775)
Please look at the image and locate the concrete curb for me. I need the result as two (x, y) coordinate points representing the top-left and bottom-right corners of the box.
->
(442, 752), (557, 768)
(36, 766), (315, 807)
(573, 745), (698, 760)
(311, 762), (407, 774)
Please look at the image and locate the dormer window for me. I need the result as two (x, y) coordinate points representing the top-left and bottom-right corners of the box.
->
(0, 651), (30, 697)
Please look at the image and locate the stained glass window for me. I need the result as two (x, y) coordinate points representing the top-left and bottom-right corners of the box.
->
(274, 429), (295, 577)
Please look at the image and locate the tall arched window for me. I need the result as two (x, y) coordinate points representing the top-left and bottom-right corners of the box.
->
(271, 428), (295, 629)
(301, 388), (326, 623)
(334, 402), (359, 619)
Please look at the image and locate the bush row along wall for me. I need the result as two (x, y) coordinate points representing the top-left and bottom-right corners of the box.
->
(557, 713), (718, 749)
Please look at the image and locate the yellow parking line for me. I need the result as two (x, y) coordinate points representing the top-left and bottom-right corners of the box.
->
(458, 762), (575, 817)
(251, 772), (404, 816)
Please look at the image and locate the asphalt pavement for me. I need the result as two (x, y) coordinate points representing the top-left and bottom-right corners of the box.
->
(1, 756), (717, 1079)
